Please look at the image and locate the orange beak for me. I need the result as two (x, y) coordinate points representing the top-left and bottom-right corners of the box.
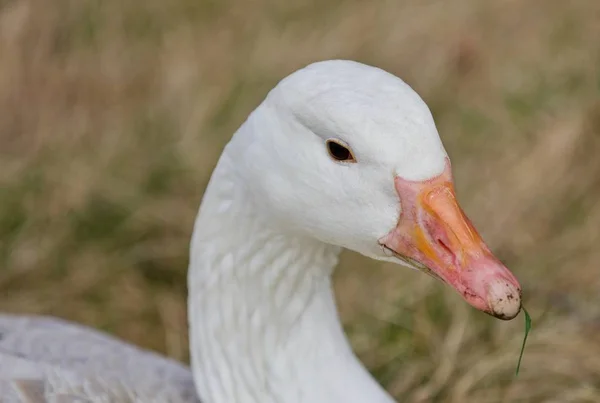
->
(379, 159), (521, 320)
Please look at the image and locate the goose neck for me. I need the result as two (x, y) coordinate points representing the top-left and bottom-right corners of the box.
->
(187, 154), (394, 403)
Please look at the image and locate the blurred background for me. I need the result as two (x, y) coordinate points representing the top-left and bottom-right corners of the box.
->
(1, 0), (599, 401)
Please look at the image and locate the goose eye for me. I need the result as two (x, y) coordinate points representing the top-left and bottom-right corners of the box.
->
(326, 139), (356, 163)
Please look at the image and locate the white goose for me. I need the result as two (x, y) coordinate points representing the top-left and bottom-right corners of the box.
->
(0, 60), (521, 403)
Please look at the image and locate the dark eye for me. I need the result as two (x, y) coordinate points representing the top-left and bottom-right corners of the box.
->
(326, 139), (356, 163)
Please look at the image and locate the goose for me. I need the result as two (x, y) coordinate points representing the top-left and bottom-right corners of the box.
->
(0, 60), (522, 403)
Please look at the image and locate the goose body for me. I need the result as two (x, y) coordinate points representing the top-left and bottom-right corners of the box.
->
(0, 60), (521, 403)
(0, 315), (199, 402)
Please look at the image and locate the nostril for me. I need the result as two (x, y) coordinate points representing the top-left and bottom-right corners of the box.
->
(436, 238), (453, 257)
(436, 237), (460, 266)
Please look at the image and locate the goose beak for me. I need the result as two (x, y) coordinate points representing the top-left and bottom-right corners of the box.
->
(379, 160), (521, 320)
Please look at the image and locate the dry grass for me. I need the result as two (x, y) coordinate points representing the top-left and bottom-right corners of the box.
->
(1, 0), (600, 401)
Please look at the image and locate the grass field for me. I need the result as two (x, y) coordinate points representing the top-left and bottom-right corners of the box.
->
(1, 0), (600, 401)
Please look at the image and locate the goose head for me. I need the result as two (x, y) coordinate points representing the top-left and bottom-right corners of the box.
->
(230, 60), (521, 320)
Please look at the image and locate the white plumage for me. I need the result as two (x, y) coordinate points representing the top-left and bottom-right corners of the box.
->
(0, 315), (198, 402)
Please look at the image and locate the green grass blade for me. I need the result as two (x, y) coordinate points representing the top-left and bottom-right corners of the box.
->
(515, 307), (532, 376)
